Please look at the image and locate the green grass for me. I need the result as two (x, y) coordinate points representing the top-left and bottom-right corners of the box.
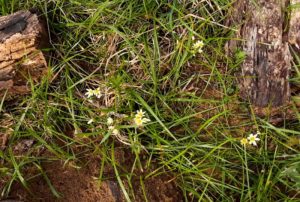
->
(1, 0), (300, 201)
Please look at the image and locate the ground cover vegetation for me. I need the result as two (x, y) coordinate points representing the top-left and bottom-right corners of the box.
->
(0, 0), (300, 201)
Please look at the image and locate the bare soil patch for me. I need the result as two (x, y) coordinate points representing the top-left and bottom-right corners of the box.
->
(2, 154), (182, 202)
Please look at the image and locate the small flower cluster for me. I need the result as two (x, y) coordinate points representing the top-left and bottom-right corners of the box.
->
(240, 131), (261, 147)
(192, 37), (204, 56)
(85, 87), (102, 99)
(86, 109), (151, 146)
(133, 109), (150, 127)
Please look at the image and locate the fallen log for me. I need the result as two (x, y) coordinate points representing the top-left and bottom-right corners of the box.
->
(0, 10), (48, 99)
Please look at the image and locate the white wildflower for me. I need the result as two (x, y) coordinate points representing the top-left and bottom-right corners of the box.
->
(108, 126), (115, 131)
(93, 87), (102, 98)
(112, 129), (120, 136)
(136, 109), (146, 118)
(247, 133), (260, 146)
(192, 40), (204, 54)
(87, 118), (94, 125)
(85, 89), (94, 98)
(133, 109), (151, 127)
(108, 125), (120, 136)
(107, 117), (114, 125)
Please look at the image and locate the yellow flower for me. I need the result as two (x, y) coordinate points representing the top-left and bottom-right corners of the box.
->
(134, 117), (150, 127)
(240, 138), (248, 146)
(134, 117), (144, 127)
(134, 109), (151, 127)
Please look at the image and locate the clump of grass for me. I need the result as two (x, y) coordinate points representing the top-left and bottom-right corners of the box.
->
(0, 0), (300, 201)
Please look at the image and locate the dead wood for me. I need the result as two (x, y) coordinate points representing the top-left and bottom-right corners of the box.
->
(226, 0), (294, 111)
(0, 10), (48, 99)
(289, 0), (300, 50)
(224, 0), (300, 122)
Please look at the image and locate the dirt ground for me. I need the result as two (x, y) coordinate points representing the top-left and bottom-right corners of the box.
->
(2, 152), (182, 202)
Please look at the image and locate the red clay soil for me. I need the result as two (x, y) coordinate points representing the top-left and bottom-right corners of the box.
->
(2, 158), (182, 202)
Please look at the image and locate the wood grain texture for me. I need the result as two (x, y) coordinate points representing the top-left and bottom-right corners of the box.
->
(289, 0), (300, 49)
(227, 0), (292, 108)
(0, 10), (48, 99)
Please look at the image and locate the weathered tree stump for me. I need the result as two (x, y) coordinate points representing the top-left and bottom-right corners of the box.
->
(289, 0), (300, 49)
(226, 0), (297, 110)
(0, 10), (48, 99)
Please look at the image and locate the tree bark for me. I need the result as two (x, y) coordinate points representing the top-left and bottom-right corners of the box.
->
(226, 0), (293, 109)
(0, 10), (48, 99)
(289, 0), (300, 49)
